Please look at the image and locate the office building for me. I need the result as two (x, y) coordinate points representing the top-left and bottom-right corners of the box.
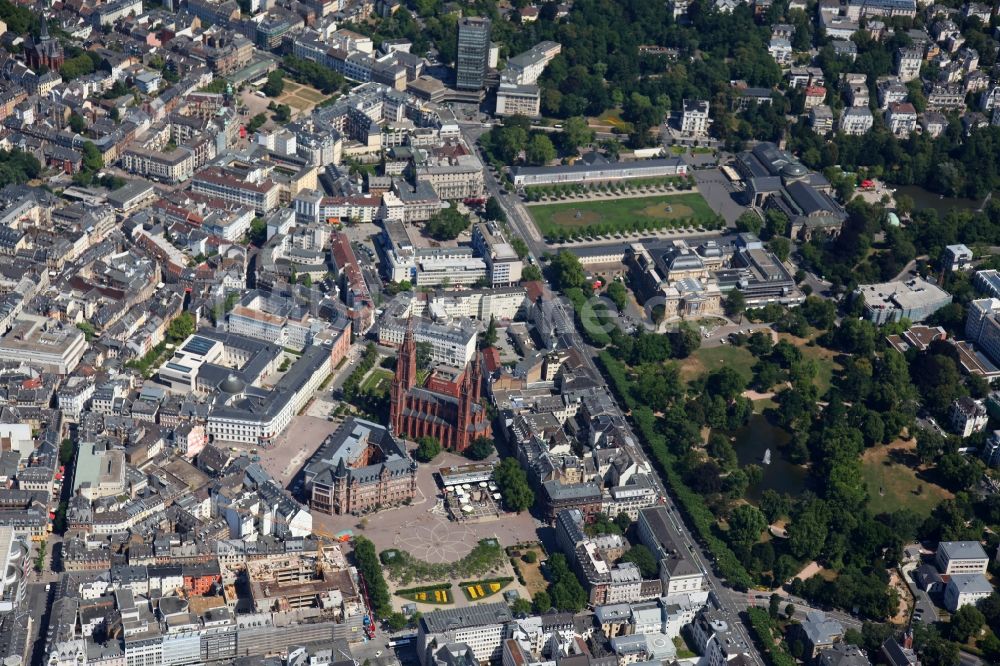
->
(856, 278), (951, 325)
(936, 541), (989, 575)
(456, 17), (491, 91)
(417, 602), (512, 665)
(637, 506), (705, 596)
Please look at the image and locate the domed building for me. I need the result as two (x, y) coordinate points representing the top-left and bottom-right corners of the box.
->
(735, 141), (848, 240)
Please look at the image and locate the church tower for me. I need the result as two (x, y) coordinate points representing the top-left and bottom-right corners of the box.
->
(390, 318), (417, 434)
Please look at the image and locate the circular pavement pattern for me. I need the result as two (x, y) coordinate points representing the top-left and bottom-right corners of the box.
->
(393, 516), (478, 563)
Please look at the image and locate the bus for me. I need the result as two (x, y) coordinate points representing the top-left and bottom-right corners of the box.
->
(720, 165), (741, 183)
(388, 637), (415, 647)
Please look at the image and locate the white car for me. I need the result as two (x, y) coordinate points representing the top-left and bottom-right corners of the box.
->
(376, 651), (383, 657)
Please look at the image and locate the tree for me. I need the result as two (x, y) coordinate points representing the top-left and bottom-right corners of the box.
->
(167, 312), (195, 342)
(248, 218), (267, 246)
(606, 281), (628, 311)
(562, 116), (595, 152)
(769, 593), (782, 619)
(387, 612), (408, 632)
(414, 436), (442, 462)
(522, 265), (543, 282)
(769, 237), (791, 262)
(69, 113), (86, 133)
(526, 134), (557, 165)
(736, 211), (764, 235)
(80, 142), (103, 172)
(522, 551), (538, 564)
(949, 605), (984, 643)
(511, 597), (534, 616)
(614, 512), (632, 533)
(262, 70), (285, 97)
(493, 457), (534, 512)
(299, 274), (312, 288)
(620, 544), (658, 577)
(483, 315), (498, 347)
(465, 437), (495, 461)
(273, 104), (291, 123)
(425, 207), (470, 240)
(785, 603), (795, 619)
(550, 251), (586, 290)
(728, 504), (768, 554)
(415, 341), (432, 370)
(532, 590), (552, 614)
(670, 323), (701, 358)
(724, 290), (746, 318)
(353, 536), (391, 617)
(248, 113), (267, 133)
(483, 197), (506, 223)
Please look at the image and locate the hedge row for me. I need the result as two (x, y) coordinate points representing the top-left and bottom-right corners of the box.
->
(597, 351), (636, 412)
(395, 583), (452, 595)
(564, 288), (613, 348)
(746, 608), (797, 666)
(631, 406), (753, 590)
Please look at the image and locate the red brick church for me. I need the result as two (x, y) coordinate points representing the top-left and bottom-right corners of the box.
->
(389, 320), (491, 452)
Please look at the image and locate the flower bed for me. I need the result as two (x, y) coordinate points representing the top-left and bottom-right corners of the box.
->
(396, 583), (454, 605)
(459, 577), (513, 601)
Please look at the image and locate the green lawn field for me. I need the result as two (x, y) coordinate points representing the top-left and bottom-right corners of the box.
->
(680, 344), (756, 384)
(861, 441), (952, 516)
(528, 193), (716, 237)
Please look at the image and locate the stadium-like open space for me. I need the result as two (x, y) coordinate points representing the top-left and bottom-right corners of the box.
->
(527, 192), (717, 237)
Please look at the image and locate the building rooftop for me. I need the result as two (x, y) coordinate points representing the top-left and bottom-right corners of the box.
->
(420, 602), (513, 633)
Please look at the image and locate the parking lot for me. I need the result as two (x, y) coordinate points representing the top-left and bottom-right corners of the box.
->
(249, 415), (341, 487)
(692, 167), (746, 224)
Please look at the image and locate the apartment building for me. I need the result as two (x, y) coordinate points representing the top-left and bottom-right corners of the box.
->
(413, 141), (486, 200)
(192, 167), (281, 214)
(377, 317), (477, 367)
(680, 99), (711, 137)
(637, 507), (705, 596)
(885, 102), (918, 137)
(121, 146), (196, 183)
(895, 47), (922, 82)
(472, 222), (523, 287)
(839, 107), (874, 135)
(495, 83), (541, 118)
(502, 41), (562, 85)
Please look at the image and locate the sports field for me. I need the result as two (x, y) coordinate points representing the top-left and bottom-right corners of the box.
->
(528, 193), (716, 237)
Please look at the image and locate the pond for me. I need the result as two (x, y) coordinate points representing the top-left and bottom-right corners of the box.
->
(729, 415), (806, 501)
(894, 185), (984, 217)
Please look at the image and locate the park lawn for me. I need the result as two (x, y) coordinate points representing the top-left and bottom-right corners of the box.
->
(528, 193), (715, 236)
(512, 546), (548, 596)
(360, 368), (393, 395)
(680, 344), (756, 385)
(776, 333), (841, 396)
(861, 439), (953, 517)
(591, 108), (631, 132)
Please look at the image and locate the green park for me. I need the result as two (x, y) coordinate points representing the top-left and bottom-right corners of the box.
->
(527, 192), (720, 239)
